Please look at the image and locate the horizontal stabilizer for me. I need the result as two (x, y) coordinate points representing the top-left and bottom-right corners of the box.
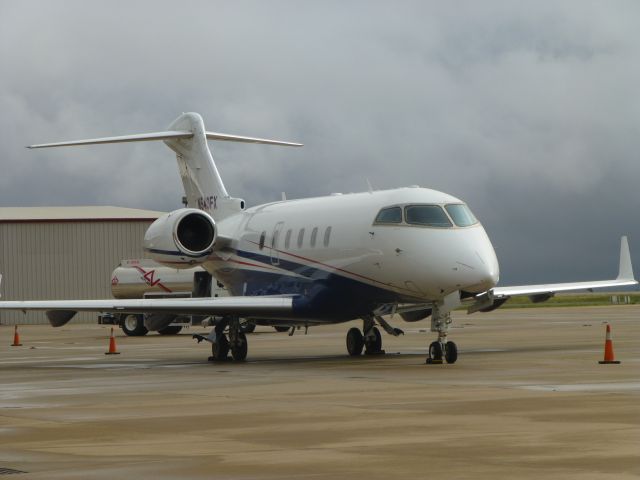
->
(28, 130), (302, 149)
(205, 131), (302, 147)
(27, 131), (194, 148)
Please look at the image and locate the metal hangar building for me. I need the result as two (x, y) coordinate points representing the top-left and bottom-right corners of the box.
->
(0, 206), (163, 325)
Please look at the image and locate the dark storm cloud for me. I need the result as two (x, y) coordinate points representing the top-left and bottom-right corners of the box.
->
(1, 0), (639, 285)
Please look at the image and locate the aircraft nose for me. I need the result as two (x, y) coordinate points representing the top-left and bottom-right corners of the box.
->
(474, 248), (500, 291)
(456, 229), (500, 293)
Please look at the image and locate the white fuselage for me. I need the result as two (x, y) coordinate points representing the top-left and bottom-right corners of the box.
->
(199, 186), (499, 321)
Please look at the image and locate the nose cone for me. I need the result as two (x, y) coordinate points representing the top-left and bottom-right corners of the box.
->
(461, 228), (500, 293)
(442, 226), (499, 294)
(471, 243), (500, 292)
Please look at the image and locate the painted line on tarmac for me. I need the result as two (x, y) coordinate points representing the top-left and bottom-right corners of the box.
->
(0, 356), (100, 364)
(520, 382), (640, 392)
(37, 361), (206, 369)
(40, 361), (161, 369)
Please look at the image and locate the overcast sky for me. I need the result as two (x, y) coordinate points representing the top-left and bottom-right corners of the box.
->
(1, 1), (639, 285)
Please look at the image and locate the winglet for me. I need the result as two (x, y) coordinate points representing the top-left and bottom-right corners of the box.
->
(617, 236), (635, 281)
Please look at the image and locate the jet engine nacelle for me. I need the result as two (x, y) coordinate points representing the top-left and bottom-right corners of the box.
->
(143, 208), (216, 267)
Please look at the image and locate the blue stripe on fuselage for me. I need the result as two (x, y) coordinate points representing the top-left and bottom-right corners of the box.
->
(216, 248), (413, 320)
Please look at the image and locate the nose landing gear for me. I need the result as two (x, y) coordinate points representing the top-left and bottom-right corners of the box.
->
(427, 340), (457, 364)
(426, 306), (458, 364)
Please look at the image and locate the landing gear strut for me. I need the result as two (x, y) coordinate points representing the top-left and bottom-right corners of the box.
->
(426, 305), (457, 364)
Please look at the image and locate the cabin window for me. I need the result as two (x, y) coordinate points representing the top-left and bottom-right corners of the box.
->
(284, 229), (292, 249)
(259, 231), (266, 249)
(445, 204), (478, 227)
(310, 227), (318, 247)
(323, 226), (332, 247)
(374, 206), (402, 224)
(272, 229), (280, 248)
(404, 205), (452, 228)
(297, 228), (305, 248)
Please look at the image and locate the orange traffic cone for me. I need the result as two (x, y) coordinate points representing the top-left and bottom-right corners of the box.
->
(11, 325), (22, 347)
(598, 324), (620, 364)
(105, 327), (120, 355)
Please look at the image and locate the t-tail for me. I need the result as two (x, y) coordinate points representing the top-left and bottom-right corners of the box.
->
(28, 112), (302, 220)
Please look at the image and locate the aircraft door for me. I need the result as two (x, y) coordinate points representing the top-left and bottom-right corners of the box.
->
(271, 222), (284, 265)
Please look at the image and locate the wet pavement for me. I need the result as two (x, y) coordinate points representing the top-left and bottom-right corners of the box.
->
(1, 306), (638, 479)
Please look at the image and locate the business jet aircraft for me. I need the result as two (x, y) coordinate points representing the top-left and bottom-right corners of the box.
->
(0, 112), (636, 364)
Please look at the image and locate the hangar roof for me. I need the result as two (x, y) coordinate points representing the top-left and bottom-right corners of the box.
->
(0, 206), (165, 223)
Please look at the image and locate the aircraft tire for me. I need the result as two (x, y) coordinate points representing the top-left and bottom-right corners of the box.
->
(346, 327), (364, 356)
(121, 314), (148, 337)
(428, 341), (443, 363)
(231, 333), (248, 361)
(274, 326), (289, 332)
(365, 327), (382, 354)
(211, 334), (230, 361)
(445, 341), (458, 364)
(158, 326), (183, 335)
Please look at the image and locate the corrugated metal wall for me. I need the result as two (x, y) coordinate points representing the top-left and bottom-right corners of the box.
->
(0, 221), (151, 324)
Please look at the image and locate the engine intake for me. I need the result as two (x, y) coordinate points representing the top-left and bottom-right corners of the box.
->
(176, 212), (215, 254)
(143, 208), (216, 267)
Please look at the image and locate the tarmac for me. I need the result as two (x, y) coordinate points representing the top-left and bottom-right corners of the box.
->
(1, 306), (639, 479)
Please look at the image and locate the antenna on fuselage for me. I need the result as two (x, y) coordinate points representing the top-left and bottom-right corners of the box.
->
(366, 178), (374, 194)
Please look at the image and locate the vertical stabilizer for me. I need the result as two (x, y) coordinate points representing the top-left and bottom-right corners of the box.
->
(164, 113), (239, 221)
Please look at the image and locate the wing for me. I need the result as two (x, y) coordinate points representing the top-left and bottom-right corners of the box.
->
(0, 295), (294, 327)
(469, 236), (637, 313)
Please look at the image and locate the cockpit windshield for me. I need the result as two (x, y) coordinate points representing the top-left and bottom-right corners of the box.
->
(445, 204), (478, 227)
(373, 203), (478, 228)
(404, 205), (452, 228)
(374, 206), (402, 224)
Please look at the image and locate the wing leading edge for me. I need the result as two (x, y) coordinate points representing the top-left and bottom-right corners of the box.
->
(491, 236), (637, 299)
(0, 296), (294, 327)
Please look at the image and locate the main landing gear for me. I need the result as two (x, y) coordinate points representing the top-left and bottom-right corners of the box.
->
(346, 326), (382, 355)
(426, 305), (458, 364)
(346, 316), (404, 356)
(193, 316), (248, 362)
